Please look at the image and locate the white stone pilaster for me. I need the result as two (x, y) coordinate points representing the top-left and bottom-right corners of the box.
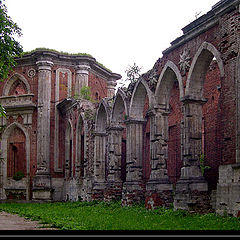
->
(36, 60), (53, 175)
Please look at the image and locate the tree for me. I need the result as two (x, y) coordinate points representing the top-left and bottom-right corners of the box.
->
(119, 63), (142, 90)
(0, 0), (23, 117)
(125, 63), (142, 84)
(0, 0), (23, 81)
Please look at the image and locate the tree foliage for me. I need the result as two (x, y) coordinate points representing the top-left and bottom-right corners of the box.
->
(0, 0), (23, 80)
(125, 63), (142, 84)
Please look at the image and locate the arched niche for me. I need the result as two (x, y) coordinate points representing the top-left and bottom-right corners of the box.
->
(3, 73), (31, 96)
(1, 122), (30, 200)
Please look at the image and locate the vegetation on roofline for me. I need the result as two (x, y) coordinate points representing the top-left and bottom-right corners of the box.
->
(22, 47), (93, 57)
(22, 48), (112, 73)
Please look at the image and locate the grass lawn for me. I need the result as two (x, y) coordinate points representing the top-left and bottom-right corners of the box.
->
(0, 201), (239, 231)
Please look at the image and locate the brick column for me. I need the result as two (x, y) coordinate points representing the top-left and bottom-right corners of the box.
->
(122, 119), (145, 205)
(32, 59), (53, 201)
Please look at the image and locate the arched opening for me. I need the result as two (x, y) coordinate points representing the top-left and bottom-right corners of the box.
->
(129, 80), (153, 184)
(155, 61), (184, 186)
(111, 90), (128, 183)
(65, 121), (73, 178)
(94, 100), (109, 184)
(7, 127), (26, 178)
(76, 115), (85, 178)
(184, 42), (224, 191)
(96, 104), (107, 133)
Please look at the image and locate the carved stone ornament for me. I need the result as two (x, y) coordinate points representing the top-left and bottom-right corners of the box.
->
(179, 49), (191, 75)
(27, 68), (36, 78)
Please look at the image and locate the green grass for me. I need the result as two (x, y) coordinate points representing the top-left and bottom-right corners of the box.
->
(0, 201), (239, 231)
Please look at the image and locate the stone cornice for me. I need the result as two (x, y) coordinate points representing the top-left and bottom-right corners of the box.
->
(163, 0), (240, 55)
(15, 50), (122, 82)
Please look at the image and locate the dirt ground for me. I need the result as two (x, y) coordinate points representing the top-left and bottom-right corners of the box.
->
(0, 211), (57, 230)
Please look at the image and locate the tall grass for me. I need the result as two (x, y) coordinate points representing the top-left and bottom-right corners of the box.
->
(0, 201), (239, 231)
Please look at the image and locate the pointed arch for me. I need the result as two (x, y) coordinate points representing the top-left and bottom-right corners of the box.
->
(129, 78), (156, 119)
(95, 98), (110, 133)
(3, 73), (31, 96)
(185, 42), (224, 99)
(111, 88), (129, 125)
(1, 122), (30, 199)
(155, 60), (184, 108)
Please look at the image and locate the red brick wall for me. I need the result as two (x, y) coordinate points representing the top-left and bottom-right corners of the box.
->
(148, 18), (237, 190)
(168, 81), (182, 185)
(88, 72), (108, 101)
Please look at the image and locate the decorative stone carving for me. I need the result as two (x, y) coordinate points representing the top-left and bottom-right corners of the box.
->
(179, 49), (191, 75)
(27, 68), (36, 78)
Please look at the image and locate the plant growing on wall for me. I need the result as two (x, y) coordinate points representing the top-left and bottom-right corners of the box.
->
(13, 171), (24, 181)
(199, 154), (211, 175)
(80, 86), (92, 101)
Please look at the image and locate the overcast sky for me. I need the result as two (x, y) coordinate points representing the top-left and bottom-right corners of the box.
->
(5, 0), (219, 81)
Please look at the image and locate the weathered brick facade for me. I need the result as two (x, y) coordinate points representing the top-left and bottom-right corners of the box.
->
(0, 50), (121, 202)
(0, 0), (240, 217)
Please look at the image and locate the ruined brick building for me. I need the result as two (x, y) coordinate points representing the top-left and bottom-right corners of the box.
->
(0, 0), (240, 216)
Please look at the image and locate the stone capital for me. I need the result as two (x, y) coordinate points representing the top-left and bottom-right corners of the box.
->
(75, 64), (91, 75)
(181, 96), (207, 105)
(107, 78), (117, 87)
(36, 60), (53, 71)
(107, 125), (124, 132)
(124, 118), (147, 125)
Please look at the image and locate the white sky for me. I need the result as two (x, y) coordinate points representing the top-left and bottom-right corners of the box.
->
(5, 0), (219, 81)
